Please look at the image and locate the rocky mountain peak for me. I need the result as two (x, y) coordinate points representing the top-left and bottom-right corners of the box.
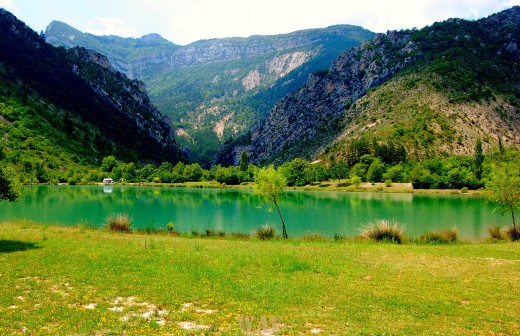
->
(214, 7), (520, 166)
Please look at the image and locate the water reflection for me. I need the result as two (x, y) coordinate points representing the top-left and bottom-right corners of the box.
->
(0, 186), (510, 240)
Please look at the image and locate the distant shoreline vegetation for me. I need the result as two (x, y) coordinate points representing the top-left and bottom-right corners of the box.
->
(6, 143), (519, 195)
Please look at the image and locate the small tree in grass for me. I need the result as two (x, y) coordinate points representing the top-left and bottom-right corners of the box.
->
(485, 163), (520, 240)
(253, 165), (288, 239)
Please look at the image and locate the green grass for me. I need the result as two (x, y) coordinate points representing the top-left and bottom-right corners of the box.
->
(0, 221), (518, 335)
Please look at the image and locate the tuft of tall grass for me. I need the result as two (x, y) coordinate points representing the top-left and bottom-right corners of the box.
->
(333, 233), (346, 242)
(105, 213), (132, 233)
(421, 228), (458, 244)
(136, 225), (164, 235)
(255, 224), (276, 240)
(204, 229), (227, 238)
(504, 225), (520, 241)
(487, 226), (504, 240)
(230, 232), (250, 240)
(302, 232), (326, 241)
(360, 219), (406, 244)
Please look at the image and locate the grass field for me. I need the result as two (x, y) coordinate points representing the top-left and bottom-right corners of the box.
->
(0, 221), (518, 335)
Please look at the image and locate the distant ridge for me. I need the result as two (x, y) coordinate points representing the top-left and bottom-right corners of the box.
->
(214, 7), (520, 165)
(46, 21), (375, 164)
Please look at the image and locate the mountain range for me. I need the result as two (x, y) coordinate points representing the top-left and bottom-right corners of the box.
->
(1, 6), (519, 178)
(45, 21), (375, 164)
(0, 9), (185, 182)
(215, 6), (520, 165)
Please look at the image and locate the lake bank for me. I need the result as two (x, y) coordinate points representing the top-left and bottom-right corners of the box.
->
(0, 186), (504, 240)
(47, 179), (483, 195)
(0, 221), (518, 335)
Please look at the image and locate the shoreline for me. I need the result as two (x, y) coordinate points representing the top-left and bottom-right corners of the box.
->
(41, 180), (482, 196)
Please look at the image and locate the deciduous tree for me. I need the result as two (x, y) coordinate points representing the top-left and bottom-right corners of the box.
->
(253, 165), (288, 238)
(485, 163), (520, 240)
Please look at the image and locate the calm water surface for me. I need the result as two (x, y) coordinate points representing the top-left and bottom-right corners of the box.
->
(0, 185), (510, 240)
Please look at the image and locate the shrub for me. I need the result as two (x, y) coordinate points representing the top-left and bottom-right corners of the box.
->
(166, 221), (175, 232)
(487, 225), (503, 240)
(384, 179), (393, 187)
(351, 175), (362, 187)
(333, 233), (346, 242)
(204, 229), (226, 238)
(230, 232), (250, 239)
(255, 224), (276, 240)
(461, 187), (468, 194)
(105, 212), (132, 232)
(190, 229), (201, 237)
(504, 225), (520, 241)
(421, 228), (458, 244)
(360, 219), (406, 244)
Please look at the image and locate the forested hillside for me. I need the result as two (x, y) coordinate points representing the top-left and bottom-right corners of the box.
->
(215, 7), (520, 166)
(0, 9), (185, 183)
(46, 22), (375, 163)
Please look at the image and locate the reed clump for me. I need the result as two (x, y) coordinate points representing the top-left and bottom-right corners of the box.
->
(421, 228), (458, 244)
(105, 212), (132, 233)
(360, 219), (406, 244)
(256, 224), (276, 240)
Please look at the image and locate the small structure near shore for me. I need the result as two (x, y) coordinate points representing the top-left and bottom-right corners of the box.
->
(103, 178), (114, 184)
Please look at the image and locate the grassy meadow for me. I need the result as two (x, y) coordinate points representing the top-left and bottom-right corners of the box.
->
(0, 221), (518, 335)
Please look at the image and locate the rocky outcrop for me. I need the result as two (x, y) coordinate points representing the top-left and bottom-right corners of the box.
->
(214, 31), (416, 165)
(214, 7), (520, 165)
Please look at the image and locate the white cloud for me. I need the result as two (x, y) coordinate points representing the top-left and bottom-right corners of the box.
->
(87, 16), (137, 37)
(152, 0), (520, 45)
(6, 0), (520, 45)
(0, 0), (15, 10)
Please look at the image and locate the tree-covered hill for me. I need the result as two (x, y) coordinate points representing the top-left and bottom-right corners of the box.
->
(0, 9), (185, 183)
(46, 21), (375, 164)
(214, 7), (520, 166)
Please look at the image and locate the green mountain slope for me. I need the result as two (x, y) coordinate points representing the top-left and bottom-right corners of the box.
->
(0, 9), (185, 183)
(46, 22), (375, 164)
(215, 7), (520, 165)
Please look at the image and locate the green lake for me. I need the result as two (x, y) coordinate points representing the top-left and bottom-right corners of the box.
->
(0, 185), (510, 240)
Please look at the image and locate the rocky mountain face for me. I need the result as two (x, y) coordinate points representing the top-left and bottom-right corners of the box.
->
(215, 7), (520, 165)
(0, 9), (185, 166)
(46, 22), (375, 164)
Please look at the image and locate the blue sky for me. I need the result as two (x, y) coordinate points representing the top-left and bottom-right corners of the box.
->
(1, 0), (519, 45)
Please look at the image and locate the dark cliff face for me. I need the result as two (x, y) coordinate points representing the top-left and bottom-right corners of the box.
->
(64, 47), (186, 163)
(214, 7), (520, 166)
(0, 9), (186, 164)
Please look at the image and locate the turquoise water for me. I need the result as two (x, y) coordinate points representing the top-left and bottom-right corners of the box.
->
(0, 185), (510, 240)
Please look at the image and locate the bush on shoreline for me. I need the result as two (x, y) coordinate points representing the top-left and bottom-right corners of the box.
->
(360, 219), (407, 244)
(105, 212), (132, 233)
(420, 228), (458, 244)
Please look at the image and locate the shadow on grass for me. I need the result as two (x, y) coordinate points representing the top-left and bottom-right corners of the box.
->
(0, 240), (41, 253)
